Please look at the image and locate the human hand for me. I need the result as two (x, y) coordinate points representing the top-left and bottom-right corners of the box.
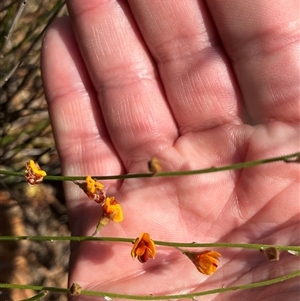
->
(42, 0), (300, 299)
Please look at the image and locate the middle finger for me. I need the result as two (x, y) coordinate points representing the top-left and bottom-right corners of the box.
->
(129, 0), (243, 133)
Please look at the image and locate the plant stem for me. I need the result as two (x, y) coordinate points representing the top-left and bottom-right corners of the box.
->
(0, 235), (299, 252)
(20, 291), (48, 301)
(0, 151), (299, 181)
(1, 269), (299, 300)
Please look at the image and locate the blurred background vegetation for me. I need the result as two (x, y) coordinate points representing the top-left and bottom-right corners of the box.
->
(1, 1), (70, 300)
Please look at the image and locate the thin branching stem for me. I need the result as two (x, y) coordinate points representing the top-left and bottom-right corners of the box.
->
(1, 235), (299, 253)
(1, 269), (299, 300)
(0, 0), (28, 56)
(0, 1), (66, 88)
(19, 291), (48, 301)
(0, 151), (299, 181)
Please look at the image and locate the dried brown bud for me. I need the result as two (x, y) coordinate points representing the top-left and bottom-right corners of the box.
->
(260, 247), (280, 261)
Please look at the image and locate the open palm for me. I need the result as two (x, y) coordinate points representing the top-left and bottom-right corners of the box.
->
(42, 1), (299, 300)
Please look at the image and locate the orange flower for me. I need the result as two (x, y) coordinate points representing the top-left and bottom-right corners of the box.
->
(92, 197), (123, 235)
(102, 196), (123, 222)
(184, 250), (221, 275)
(131, 233), (156, 263)
(25, 160), (47, 185)
(82, 175), (105, 203)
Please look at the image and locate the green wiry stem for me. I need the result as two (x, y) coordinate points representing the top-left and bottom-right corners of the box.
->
(1, 235), (299, 252)
(0, 283), (68, 294)
(83, 269), (300, 299)
(0, 152), (299, 181)
(1, 269), (299, 299)
(19, 291), (48, 301)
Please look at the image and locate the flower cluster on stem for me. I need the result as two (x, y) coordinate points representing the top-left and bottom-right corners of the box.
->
(22, 154), (300, 300)
(76, 176), (124, 235)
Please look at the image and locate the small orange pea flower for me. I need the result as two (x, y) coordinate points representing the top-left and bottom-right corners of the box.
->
(25, 160), (47, 185)
(92, 196), (123, 236)
(183, 250), (221, 275)
(131, 233), (156, 263)
(82, 175), (105, 203)
(102, 196), (123, 222)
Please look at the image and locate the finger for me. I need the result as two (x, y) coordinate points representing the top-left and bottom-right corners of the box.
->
(67, 0), (178, 171)
(41, 17), (123, 229)
(127, 0), (243, 132)
(206, 0), (300, 123)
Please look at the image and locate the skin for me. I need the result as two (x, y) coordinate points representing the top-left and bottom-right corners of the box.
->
(41, 1), (300, 300)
